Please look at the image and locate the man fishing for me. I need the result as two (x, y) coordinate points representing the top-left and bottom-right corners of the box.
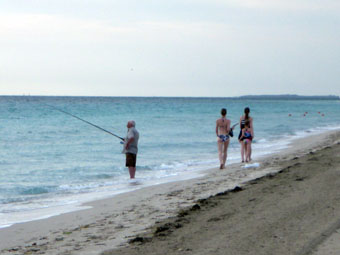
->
(123, 120), (139, 179)
(45, 103), (140, 179)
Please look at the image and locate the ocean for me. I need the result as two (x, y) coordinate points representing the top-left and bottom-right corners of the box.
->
(1, 96), (340, 228)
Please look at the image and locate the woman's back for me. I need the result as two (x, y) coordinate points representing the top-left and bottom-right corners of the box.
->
(216, 118), (230, 135)
(240, 115), (253, 129)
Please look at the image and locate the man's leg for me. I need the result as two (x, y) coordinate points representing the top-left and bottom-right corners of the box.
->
(126, 153), (136, 179)
(129, 167), (136, 179)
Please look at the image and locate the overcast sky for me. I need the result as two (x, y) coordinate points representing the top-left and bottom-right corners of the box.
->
(0, 0), (339, 97)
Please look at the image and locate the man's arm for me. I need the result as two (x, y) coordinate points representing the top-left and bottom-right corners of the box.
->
(125, 137), (134, 150)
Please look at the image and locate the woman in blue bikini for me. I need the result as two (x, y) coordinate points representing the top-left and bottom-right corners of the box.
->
(239, 120), (253, 162)
(239, 107), (254, 162)
(216, 108), (231, 169)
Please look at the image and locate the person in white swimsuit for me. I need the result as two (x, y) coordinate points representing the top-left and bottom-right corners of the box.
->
(216, 108), (231, 169)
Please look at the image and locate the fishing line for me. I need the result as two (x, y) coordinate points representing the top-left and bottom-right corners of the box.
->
(43, 103), (124, 141)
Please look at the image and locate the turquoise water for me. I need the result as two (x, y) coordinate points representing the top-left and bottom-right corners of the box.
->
(0, 96), (339, 227)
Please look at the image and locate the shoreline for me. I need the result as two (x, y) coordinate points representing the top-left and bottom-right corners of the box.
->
(0, 125), (330, 229)
(2, 125), (338, 230)
(1, 129), (340, 254)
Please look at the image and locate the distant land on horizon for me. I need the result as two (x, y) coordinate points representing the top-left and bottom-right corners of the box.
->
(237, 94), (340, 100)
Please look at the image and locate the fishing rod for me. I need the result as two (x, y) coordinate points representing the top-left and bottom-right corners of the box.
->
(44, 103), (124, 141)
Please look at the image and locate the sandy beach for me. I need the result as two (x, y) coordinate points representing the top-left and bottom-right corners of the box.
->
(1, 129), (340, 255)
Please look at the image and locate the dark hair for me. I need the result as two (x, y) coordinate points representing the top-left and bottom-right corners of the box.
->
(221, 108), (227, 116)
(244, 107), (250, 120)
(244, 120), (250, 127)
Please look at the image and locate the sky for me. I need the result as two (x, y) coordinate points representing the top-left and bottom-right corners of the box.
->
(0, 0), (339, 97)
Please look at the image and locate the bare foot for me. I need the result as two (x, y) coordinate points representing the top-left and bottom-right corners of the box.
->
(220, 164), (223, 170)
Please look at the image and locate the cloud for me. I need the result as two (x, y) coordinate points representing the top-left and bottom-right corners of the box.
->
(180, 0), (340, 13)
(234, 0), (340, 12)
(0, 14), (136, 44)
(0, 12), (237, 47)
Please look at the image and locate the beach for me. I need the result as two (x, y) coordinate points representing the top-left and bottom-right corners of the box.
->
(1, 129), (340, 255)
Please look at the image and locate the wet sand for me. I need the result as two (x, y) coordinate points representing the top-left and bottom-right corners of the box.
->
(1, 130), (340, 255)
(104, 131), (340, 255)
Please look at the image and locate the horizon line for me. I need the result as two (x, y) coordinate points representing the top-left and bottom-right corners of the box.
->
(0, 94), (339, 99)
